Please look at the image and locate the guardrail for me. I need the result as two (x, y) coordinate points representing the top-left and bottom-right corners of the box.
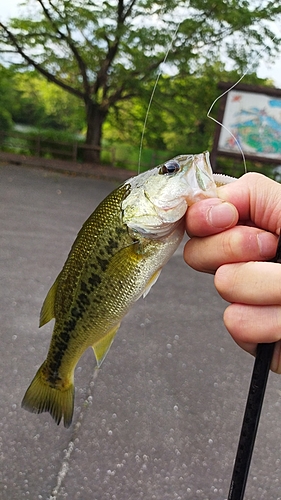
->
(0, 131), (168, 170)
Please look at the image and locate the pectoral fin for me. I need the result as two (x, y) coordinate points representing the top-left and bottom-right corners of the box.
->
(142, 269), (162, 298)
(93, 324), (120, 367)
(39, 278), (59, 327)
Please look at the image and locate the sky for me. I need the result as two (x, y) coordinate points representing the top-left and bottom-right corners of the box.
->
(257, 57), (281, 88)
(1, 0), (281, 88)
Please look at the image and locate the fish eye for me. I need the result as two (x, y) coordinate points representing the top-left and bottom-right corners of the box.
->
(159, 160), (180, 175)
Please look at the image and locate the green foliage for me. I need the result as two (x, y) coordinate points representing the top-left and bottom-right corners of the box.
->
(12, 72), (84, 131)
(102, 139), (168, 171)
(0, 65), (17, 135)
(105, 62), (272, 158)
(1, 127), (83, 158)
(0, 108), (13, 135)
(215, 155), (276, 179)
(0, 0), (280, 163)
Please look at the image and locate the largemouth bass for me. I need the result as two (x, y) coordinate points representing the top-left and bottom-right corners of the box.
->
(22, 152), (235, 427)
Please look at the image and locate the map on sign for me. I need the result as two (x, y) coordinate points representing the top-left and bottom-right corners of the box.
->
(218, 90), (281, 160)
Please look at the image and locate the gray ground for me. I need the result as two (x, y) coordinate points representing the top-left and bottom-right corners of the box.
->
(1, 164), (281, 500)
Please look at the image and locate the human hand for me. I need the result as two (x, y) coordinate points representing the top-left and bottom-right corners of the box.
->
(184, 172), (281, 373)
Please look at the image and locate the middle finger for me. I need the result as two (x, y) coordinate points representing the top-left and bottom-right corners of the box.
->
(215, 261), (281, 305)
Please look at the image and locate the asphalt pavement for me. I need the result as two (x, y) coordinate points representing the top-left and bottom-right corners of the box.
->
(1, 163), (281, 500)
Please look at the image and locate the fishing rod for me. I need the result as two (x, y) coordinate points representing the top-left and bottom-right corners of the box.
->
(227, 232), (281, 500)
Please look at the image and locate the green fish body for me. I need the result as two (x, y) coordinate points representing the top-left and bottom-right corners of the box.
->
(22, 152), (235, 427)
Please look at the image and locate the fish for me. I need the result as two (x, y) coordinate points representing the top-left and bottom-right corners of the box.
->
(21, 152), (236, 427)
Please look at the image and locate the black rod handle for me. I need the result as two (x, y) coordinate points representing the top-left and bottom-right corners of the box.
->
(227, 342), (275, 500)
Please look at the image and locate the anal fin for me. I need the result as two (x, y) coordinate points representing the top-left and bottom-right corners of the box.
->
(39, 278), (59, 327)
(93, 324), (120, 367)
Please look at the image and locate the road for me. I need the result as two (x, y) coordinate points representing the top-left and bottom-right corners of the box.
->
(1, 164), (281, 500)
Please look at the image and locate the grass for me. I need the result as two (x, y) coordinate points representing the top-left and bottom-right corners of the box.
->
(102, 140), (170, 172)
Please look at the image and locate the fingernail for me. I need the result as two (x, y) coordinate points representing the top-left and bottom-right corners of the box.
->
(257, 232), (276, 259)
(207, 202), (237, 228)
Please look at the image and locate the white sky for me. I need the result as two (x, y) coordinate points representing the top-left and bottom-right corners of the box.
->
(258, 57), (281, 88)
(1, 0), (281, 88)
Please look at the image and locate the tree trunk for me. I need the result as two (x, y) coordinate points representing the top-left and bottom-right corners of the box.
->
(84, 101), (107, 164)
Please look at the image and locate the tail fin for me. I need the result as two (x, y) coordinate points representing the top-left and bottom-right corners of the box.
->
(21, 363), (74, 428)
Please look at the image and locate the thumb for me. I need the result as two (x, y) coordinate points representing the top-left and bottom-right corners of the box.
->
(186, 197), (238, 237)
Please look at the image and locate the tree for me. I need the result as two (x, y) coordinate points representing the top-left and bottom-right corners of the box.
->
(105, 62), (272, 155)
(0, 0), (281, 165)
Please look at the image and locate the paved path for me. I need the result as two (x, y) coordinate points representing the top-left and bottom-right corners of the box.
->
(1, 164), (281, 499)
(0, 152), (137, 183)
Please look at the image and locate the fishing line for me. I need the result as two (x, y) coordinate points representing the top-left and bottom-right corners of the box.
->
(137, 21), (181, 450)
(137, 22), (181, 174)
(207, 74), (248, 173)
(48, 367), (99, 500)
(207, 33), (278, 175)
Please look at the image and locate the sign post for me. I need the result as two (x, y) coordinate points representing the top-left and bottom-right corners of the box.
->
(211, 82), (281, 170)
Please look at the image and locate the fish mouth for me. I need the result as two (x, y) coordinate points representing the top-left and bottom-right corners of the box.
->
(182, 152), (217, 204)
